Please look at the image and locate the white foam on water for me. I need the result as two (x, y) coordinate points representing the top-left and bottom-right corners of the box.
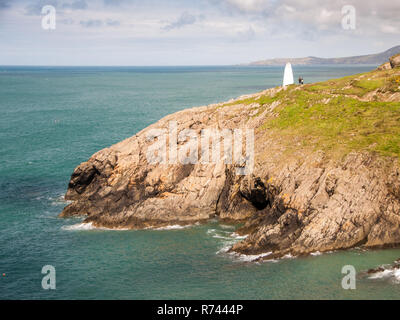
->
(207, 229), (231, 235)
(212, 235), (234, 240)
(220, 224), (235, 230)
(154, 225), (190, 231)
(234, 252), (273, 262)
(216, 245), (275, 262)
(393, 269), (400, 283)
(281, 253), (295, 260)
(368, 269), (394, 280)
(216, 245), (233, 254)
(209, 225), (260, 263)
(62, 222), (96, 231)
(367, 264), (400, 283)
(210, 229), (240, 255)
(310, 251), (322, 256)
(50, 194), (73, 206)
(209, 226), (272, 263)
(62, 222), (129, 231)
(211, 227), (281, 263)
(220, 230), (234, 234)
(230, 233), (248, 240)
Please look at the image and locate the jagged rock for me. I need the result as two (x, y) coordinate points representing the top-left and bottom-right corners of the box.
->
(367, 266), (385, 274)
(232, 152), (400, 257)
(390, 54), (400, 69)
(377, 62), (391, 71)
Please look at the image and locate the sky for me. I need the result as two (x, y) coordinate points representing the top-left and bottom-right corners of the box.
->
(0, 0), (399, 66)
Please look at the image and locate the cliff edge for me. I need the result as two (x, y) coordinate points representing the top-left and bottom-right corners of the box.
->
(61, 56), (400, 259)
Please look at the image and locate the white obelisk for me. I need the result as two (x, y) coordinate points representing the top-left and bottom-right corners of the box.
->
(283, 62), (294, 87)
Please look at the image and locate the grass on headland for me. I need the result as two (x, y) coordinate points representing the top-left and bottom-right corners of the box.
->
(222, 67), (400, 159)
(262, 93), (400, 158)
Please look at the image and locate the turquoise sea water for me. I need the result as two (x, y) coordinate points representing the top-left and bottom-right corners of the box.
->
(1, 65), (400, 300)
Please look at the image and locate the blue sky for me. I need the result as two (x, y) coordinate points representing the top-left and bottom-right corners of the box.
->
(0, 0), (399, 65)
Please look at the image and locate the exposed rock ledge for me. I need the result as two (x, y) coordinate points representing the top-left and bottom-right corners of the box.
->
(61, 62), (400, 259)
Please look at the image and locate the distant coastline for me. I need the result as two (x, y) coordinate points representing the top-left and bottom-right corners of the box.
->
(242, 45), (400, 66)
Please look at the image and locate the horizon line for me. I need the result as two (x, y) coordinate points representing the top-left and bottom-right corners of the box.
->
(0, 63), (379, 68)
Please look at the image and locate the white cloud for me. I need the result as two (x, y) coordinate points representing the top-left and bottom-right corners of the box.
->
(162, 11), (203, 31)
(223, 0), (271, 13)
(0, 0), (399, 65)
(380, 25), (398, 34)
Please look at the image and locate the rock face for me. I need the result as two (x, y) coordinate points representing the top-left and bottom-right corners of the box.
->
(61, 58), (400, 259)
(390, 54), (400, 69)
(377, 62), (391, 71)
(61, 96), (270, 229)
(232, 152), (400, 258)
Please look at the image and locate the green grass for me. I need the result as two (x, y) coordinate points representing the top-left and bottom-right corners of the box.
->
(220, 67), (400, 158)
(261, 90), (400, 158)
(304, 70), (398, 98)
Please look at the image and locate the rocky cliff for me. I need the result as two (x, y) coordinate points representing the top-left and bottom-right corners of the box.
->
(61, 56), (400, 259)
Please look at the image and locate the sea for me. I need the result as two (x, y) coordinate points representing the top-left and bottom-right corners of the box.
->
(1, 65), (400, 300)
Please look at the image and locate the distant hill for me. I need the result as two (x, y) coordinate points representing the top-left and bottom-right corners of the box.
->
(245, 45), (400, 66)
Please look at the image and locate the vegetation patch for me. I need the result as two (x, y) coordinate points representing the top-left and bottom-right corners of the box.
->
(261, 90), (400, 158)
(220, 67), (400, 159)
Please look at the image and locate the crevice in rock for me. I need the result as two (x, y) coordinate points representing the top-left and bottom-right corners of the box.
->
(67, 163), (101, 196)
(240, 177), (270, 210)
